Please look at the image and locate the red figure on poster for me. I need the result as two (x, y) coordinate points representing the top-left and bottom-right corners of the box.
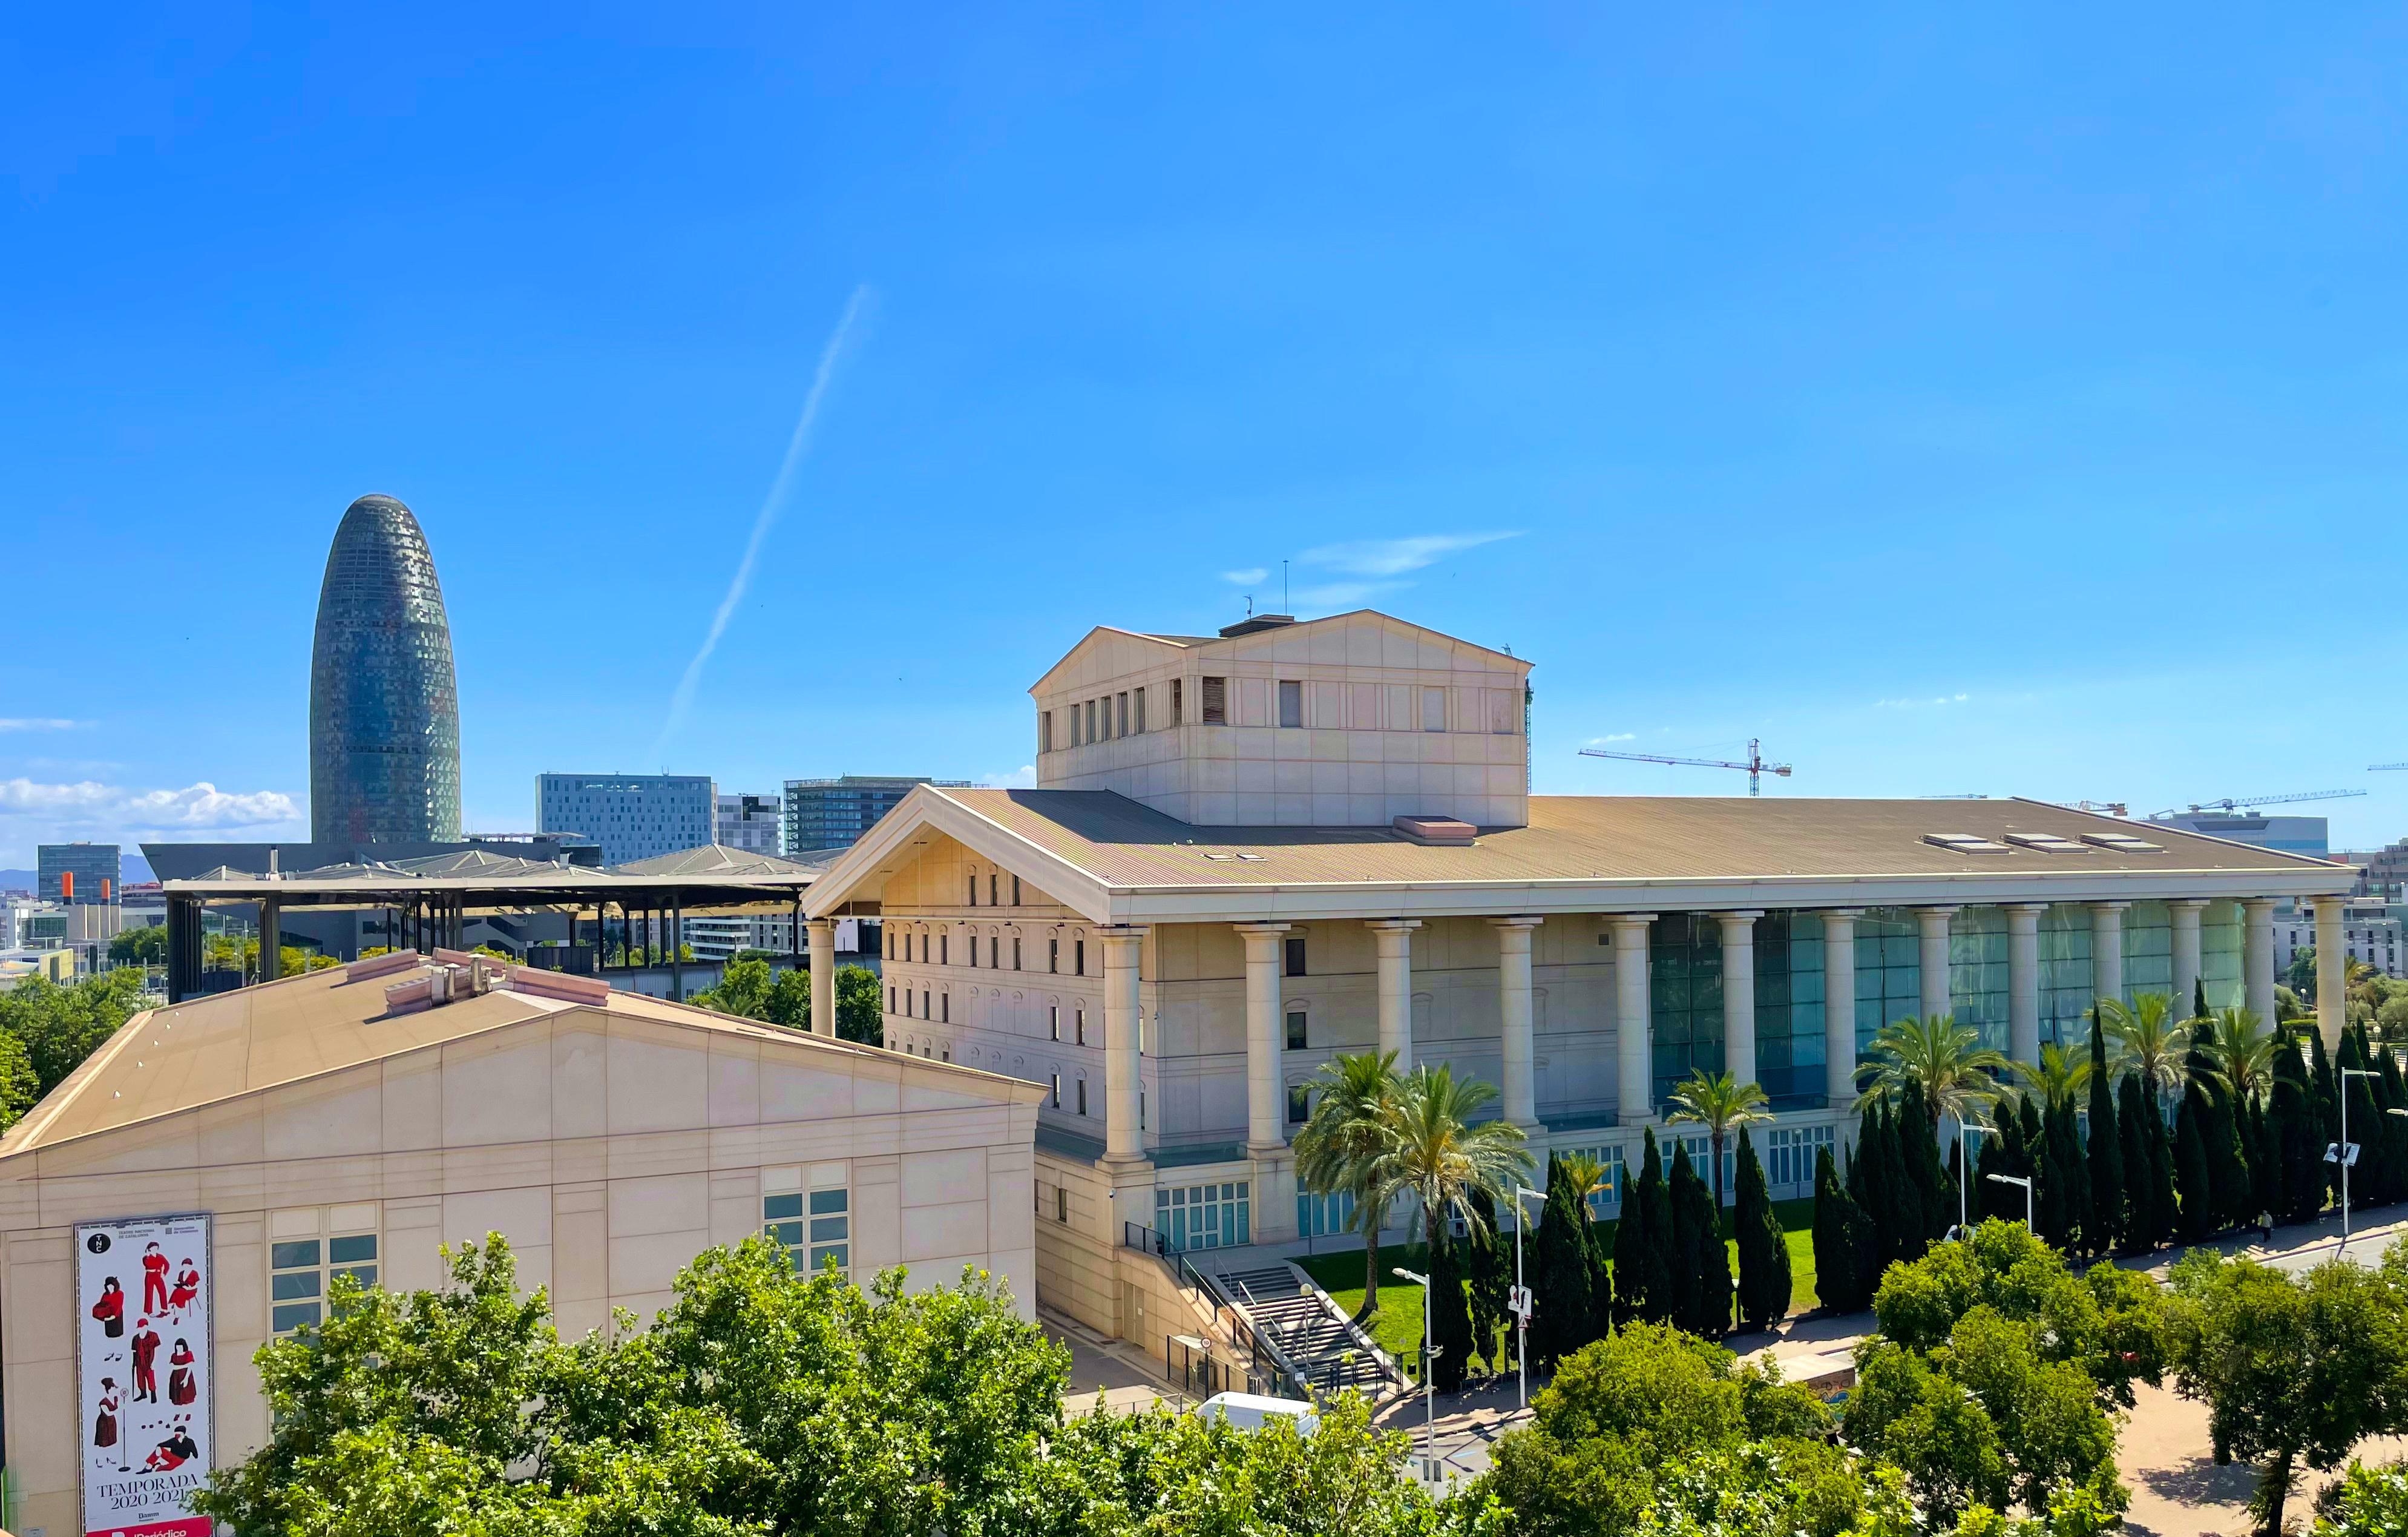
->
(142, 1241), (171, 1314)
(90, 1275), (126, 1338)
(93, 1379), (120, 1450)
(167, 1338), (196, 1406)
(145, 1424), (198, 1472)
(168, 1259), (200, 1312)
(131, 1319), (162, 1402)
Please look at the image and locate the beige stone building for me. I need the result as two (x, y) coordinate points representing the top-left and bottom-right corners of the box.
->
(803, 608), (2360, 1348)
(0, 950), (1040, 1537)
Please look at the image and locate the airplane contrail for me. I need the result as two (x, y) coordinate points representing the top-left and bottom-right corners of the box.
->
(652, 285), (871, 762)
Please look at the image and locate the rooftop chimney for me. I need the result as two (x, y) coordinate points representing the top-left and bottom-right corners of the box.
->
(1217, 613), (1297, 638)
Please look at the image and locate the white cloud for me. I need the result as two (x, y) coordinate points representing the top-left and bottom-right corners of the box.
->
(1289, 580), (1406, 609)
(0, 777), (300, 829)
(1875, 693), (1972, 709)
(980, 765), (1038, 789)
(0, 718), (84, 731)
(1220, 567), (1268, 585)
(1586, 732), (1638, 745)
(1299, 532), (1520, 578)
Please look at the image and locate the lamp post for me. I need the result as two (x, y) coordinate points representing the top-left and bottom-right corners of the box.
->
(1953, 1111), (1990, 1238)
(2332, 1067), (2379, 1250)
(1985, 1172), (2033, 1233)
(1394, 1266), (1438, 1482)
(1509, 1183), (1546, 1409)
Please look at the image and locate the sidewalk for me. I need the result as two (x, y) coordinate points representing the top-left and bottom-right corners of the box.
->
(1043, 1306), (1175, 1417)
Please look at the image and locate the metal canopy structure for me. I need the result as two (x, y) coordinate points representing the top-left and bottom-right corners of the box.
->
(160, 843), (837, 1004)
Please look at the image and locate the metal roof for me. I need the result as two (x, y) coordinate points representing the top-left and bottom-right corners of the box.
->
(161, 841), (824, 910)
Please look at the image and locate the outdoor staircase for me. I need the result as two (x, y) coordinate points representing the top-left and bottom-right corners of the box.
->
(1210, 1262), (1400, 1397)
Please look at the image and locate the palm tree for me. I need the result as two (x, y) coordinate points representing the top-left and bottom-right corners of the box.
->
(1559, 1150), (1612, 1223)
(1292, 1050), (1403, 1317)
(2097, 993), (2189, 1107)
(2012, 1040), (2091, 1110)
(1665, 1068), (1772, 1213)
(1367, 1064), (1533, 1258)
(2199, 1006), (2279, 1103)
(1852, 1013), (2007, 1133)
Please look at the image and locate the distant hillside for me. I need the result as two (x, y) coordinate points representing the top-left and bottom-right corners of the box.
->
(0, 853), (160, 893)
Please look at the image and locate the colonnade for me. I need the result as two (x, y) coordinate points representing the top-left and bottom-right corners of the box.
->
(1199, 895), (2344, 1157)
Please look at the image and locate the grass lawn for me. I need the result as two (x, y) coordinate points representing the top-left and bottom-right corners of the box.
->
(1292, 1198), (1822, 1379)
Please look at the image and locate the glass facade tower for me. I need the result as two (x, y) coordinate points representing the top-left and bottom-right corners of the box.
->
(309, 495), (461, 844)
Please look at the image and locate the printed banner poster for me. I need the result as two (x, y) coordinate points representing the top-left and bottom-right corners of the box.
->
(76, 1214), (212, 1537)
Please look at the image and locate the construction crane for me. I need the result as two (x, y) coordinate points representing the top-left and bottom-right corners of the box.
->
(1578, 737), (1793, 796)
(2070, 800), (2130, 817)
(2150, 788), (2368, 818)
(2372, 763), (2408, 772)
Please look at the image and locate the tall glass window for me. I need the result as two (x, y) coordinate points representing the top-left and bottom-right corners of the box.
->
(1949, 906), (2011, 1055)
(1854, 909), (1922, 1061)
(2201, 900), (2245, 1012)
(2037, 906), (2093, 1049)
(2124, 900), (2173, 1007)
(1753, 912), (1826, 1108)
(1156, 1180), (1250, 1251)
(1650, 915), (1725, 1106)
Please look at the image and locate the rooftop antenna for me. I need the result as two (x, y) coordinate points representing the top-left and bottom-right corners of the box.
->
(1578, 737), (1793, 797)
(1282, 559), (1290, 614)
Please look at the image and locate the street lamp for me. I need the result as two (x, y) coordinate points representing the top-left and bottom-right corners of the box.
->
(1953, 1111), (1991, 1238)
(1509, 1184), (1546, 1409)
(1985, 1172), (2033, 1233)
(1394, 1266), (1439, 1483)
(2331, 1067), (2380, 1249)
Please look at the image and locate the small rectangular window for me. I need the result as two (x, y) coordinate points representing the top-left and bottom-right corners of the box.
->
(1288, 1084), (1311, 1124)
(1013, 937), (1023, 969)
(1076, 1009), (1087, 1046)
(1201, 676), (1227, 724)
(1423, 687), (1446, 732)
(1285, 1010), (1307, 1050)
(887, 985), (896, 1012)
(1056, 1186), (1069, 1223)
(968, 874), (977, 907)
(941, 992), (950, 1022)
(989, 874), (999, 906)
(920, 989), (930, 1018)
(1134, 687), (1146, 734)
(1075, 939), (1086, 976)
(1051, 1073), (1061, 1107)
(1284, 934), (1307, 977)
(1040, 711), (1053, 754)
(940, 934), (949, 965)
(1012, 875), (1022, 906)
(1086, 700), (1098, 740)
(1278, 680), (1304, 728)
(1077, 1079), (1089, 1116)
(1049, 938), (1060, 973)
(1117, 692), (1129, 736)
(1172, 678), (1184, 725)
(1049, 1005), (1060, 1041)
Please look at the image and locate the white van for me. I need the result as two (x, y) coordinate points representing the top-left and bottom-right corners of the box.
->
(1189, 1392), (1320, 1434)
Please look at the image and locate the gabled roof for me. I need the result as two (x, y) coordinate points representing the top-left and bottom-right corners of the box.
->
(1026, 610), (1530, 694)
(609, 844), (824, 879)
(804, 787), (2354, 926)
(0, 955), (1039, 1159)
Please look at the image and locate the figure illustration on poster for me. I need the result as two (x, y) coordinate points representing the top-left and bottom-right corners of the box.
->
(91, 1274), (125, 1337)
(93, 1377), (119, 1452)
(145, 1420), (200, 1472)
(131, 1317), (162, 1402)
(142, 1240), (170, 1313)
(168, 1337), (196, 1406)
(169, 1256), (200, 1312)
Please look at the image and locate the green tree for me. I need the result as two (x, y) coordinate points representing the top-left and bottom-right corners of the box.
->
(1366, 1063), (1530, 1379)
(1465, 1187), (1511, 1377)
(1855, 1012), (2008, 1132)
(1615, 1128), (1672, 1326)
(1811, 1144), (1870, 1314)
(2271, 1027), (2327, 1223)
(107, 924), (169, 965)
(2085, 1015), (2124, 1256)
(1532, 1153), (1596, 1368)
(0, 968), (145, 1096)
(1664, 1068), (1771, 1214)
(2166, 1241), (2408, 1536)
(2289, 944), (2320, 1001)
(1733, 1125), (1790, 1332)
(2098, 992), (2190, 1114)
(1425, 1223), (1473, 1392)
(1897, 1079), (1952, 1246)
(833, 964), (882, 1043)
(1668, 1141), (1730, 1338)
(2114, 1073), (2154, 1249)
(1846, 1339), (2013, 1523)
(1293, 1050), (1403, 1318)
(2174, 1085), (2217, 1241)
(2314, 1459), (2408, 1535)
(1557, 1151), (1615, 1343)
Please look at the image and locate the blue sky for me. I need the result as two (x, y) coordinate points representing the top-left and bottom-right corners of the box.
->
(7, 5), (2408, 868)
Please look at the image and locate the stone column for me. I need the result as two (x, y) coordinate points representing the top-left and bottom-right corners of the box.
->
(2243, 898), (2279, 1029)
(1491, 917), (1544, 1128)
(2090, 902), (2128, 1011)
(1235, 924), (1291, 1154)
(1366, 920), (1421, 1072)
(1822, 910), (1862, 1105)
(1917, 907), (1957, 1021)
(1718, 912), (1764, 1087)
(1100, 927), (1150, 1166)
(2316, 896), (2347, 1052)
(2169, 899), (2207, 1018)
(806, 918), (836, 1038)
(2006, 904), (2045, 1066)
(1612, 915), (1658, 1122)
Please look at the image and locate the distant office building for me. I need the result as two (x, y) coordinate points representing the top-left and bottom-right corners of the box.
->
(2149, 812), (2329, 858)
(310, 494), (462, 843)
(2347, 837), (2408, 901)
(537, 774), (715, 865)
(38, 841), (120, 904)
(716, 792), (782, 857)
(2277, 899), (2405, 980)
(784, 775), (971, 854)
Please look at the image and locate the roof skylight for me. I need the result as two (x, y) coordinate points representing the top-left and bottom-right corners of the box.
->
(2081, 832), (2164, 854)
(2003, 832), (2090, 854)
(1923, 832), (2012, 855)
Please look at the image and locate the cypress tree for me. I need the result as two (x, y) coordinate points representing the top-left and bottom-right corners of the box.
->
(1898, 1081), (1947, 1247)
(1734, 1126), (1790, 1333)
(1466, 1188), (1510, 1376)
(2116, 1073), (2152, 1251)
(1946, 1136), (1965, 1234)
(2196, 976), (2212, 1025)
(2144, 1082), (2177, 1246)
(1426, 1223), (1473, 1392)
(1670, 1143), (1730, 1336)
(1581, 1176), (1617, 1344)
(1811, 1145), (1865, 1313)
(2312, 1027), (2343, 1205)
(2271, 1029), (2324, 1223)
(1865, 1101), (1909, 1268)
(2174, 1085), (2216, 1242)
(2038, 1094), (2087, 1251)
(1983, 1096), (2027, 1223)
(1529, 1153), (1590, 1368)
(1843, 1133), (1880, 1298)
(1637, 1128), (1678, 1325)
(2087, 1013), (2124, 1257)
(1610, 1144), (1654, 1325)
(2245, 1096), (2279, 1231)
(2343, 1029), (2383, 1210)
(2376, 1042), (2408, 1208)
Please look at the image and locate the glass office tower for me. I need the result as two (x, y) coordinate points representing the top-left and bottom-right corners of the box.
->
(309, 495), (461, 844)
